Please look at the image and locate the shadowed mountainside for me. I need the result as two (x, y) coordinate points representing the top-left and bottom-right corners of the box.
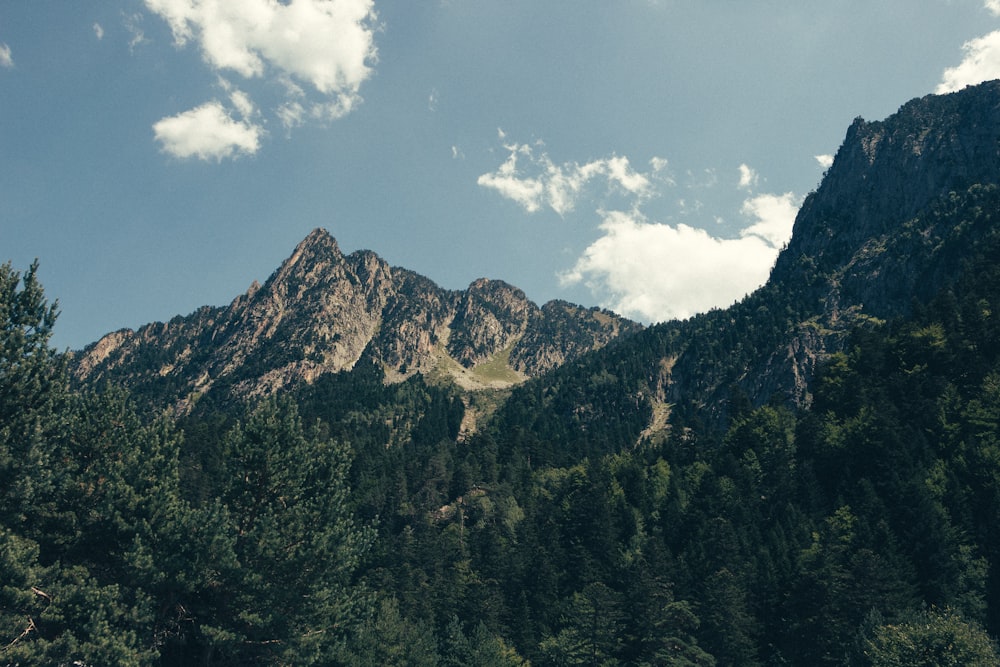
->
(487, 80), (1000, 461)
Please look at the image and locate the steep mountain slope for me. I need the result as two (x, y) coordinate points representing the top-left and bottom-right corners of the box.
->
(71, 228), (641, 410)
(490, 80), (1000, 463)
(774, 79), (1000, 317)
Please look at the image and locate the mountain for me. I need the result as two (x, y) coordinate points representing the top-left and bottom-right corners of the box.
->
(774, 79), (1000, 319)
(70, 228), (641, 411)
(72, 81), (1000, 431)
(9, 82), (1000, 667)
(488, 80), (1000, 462)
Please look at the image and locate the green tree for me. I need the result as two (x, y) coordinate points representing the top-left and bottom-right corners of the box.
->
(442, 615), (528, 667)
(0, 531), (158, 665)
(859, 607), (999, 666)
(0, 260), (67, 534)
(540, 582), (623, 666)
(197, 397), (375, 665)
(724, 404), (796, 499)
(620, 559), (715, 666)
(340, 596), (440, 666)
(0, 265), (179, 664)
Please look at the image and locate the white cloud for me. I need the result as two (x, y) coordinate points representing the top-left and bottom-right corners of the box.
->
(0, 43), (13, 69)
(561, 192), (799, 324)
(277, 100), (306, 129)
(477, 139), (664, 216)
(479, 134), (802, 323)
(477, 144), (546, 212)
(310, 94), (358, 121)
(815, 154), (834, 169)
(153, 100), (262, 161)
(987, 0), (1000, 17)
(649, 157), (675, 184)
(605, 155), (652, 194)
(560, 211), (775, 323)
(740, 192), (798, 248)
(93, 23), (105, 40)
(144, 0), (377, 96)
(145, 0), (376, 155)
(937, 30), (1000, 93)
(228, 89), (255, 118)
(737, 163), (758, 190)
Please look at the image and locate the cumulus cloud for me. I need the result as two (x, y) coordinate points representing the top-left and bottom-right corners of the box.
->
(153, 99), (262, 161)
(0, 43), (13, 69)
(477, 143), (547, 212)
(606, 155), (653, 193)
(649, 156), (669, 173)
(561, 195), (798, 323)
(987, 0), (1000, 17)
(477, 138), (665, 216)
(93, 23), (105, 40)
(740, 192), (798, 248)
(145, 0), (377, 156)
(479, 138), (802, 323)
(276, 101), (306, 129)
(937, 29), (1000, 93)
(145, 0), (377, 95)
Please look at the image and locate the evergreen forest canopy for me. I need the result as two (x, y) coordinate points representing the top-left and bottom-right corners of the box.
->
(6, 83), (1000, 665)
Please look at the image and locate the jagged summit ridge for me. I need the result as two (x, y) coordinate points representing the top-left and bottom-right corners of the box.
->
(71, 228), (642, 408)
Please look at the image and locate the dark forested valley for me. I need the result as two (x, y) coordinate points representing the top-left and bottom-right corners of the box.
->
(5, 83), (1000, 665)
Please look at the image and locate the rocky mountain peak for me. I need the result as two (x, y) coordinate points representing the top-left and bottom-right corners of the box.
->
(777, 80), (1000, 289)
(265, 228), (349, 295)
(71, 232), (641, 411)
(294, 226), (342, 258)
(753, 79), (1000, 408)
(448, 279), (535, 368)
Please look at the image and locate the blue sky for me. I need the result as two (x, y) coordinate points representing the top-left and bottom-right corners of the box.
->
(3, 1), (1000, 350)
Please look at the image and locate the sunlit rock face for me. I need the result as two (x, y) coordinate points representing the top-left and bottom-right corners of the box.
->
(71, 227), (642, 411)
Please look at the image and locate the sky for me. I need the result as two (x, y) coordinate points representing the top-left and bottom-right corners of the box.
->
(3, 2), (1000, 350)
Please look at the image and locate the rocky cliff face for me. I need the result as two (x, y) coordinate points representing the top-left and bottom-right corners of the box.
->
(748, 80), (1000, 411)
(775, 80), (1000, 314)
(71, 228), (641, 410)
(584, 80), (1000, 434)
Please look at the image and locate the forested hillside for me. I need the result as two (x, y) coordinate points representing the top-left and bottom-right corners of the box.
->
(4, 82), (1000, 665)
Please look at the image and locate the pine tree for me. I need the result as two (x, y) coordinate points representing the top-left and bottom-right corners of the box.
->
(0, 261), (66, 535)
(0, 264), (165, 664)
(195, 397), (375, 664)
(540, 581), (624, 666)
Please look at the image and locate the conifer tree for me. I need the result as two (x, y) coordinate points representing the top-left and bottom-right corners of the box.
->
(0, 261), (66, 534)
(198, 397), (375, 664)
